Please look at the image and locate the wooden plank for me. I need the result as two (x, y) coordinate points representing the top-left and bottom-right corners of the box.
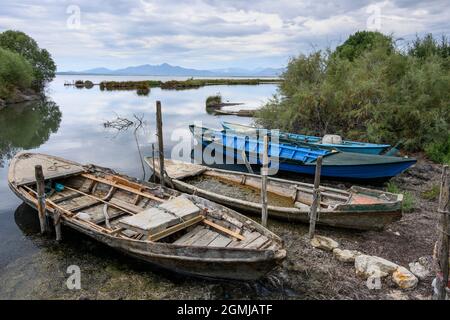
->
(190, 230), (219, 247)
(108, 175), (143, 191)
(208, 234), (232, 247)
(64, 186), (136, 216)
(65, 196), (100, 212)
(203, 219), (245, 241)
(158, 196), (200, 220)
(149, 215), (205, 242)
(119, 207), (180, 235)
(81, 173), (164, 203)
(245, 235), (269, 249)
(49, 190), (81, 203)
(179, 227), (210, 246)
(228, 231), (260, 248)
(173, 225), (205, 245)
(109, 198), (144, 214)
(22, 185), (74, 217)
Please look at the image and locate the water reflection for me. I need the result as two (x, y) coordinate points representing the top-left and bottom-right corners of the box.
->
(0, 99), (62, 168)
(14, 203), (41, 236)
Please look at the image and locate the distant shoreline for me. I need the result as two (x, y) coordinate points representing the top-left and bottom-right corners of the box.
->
(56, 72), (281, 79)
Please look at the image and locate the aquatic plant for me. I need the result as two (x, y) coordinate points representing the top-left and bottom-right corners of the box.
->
(205, 94), (222, 107)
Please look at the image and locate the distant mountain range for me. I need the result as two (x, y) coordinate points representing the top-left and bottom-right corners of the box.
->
(58, 63), (284, 77)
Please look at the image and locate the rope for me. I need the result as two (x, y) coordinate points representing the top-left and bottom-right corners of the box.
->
(47, 162), (71, 171)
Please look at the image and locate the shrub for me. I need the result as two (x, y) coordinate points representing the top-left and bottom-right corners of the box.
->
(206, 94), (222, 107)
(255, 32), (450, 161)
(0, 48), (34, 98)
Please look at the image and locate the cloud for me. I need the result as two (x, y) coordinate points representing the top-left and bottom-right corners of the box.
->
(0, 0), (448, 70)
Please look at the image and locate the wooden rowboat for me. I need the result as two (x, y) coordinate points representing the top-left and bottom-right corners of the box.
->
(221, 122), (392, 155)
(145, 158), (403, 231)
(8, 152), (286, 280)
(190, 124), (416, 181)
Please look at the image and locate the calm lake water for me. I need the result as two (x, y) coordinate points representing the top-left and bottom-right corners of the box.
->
(0, 75), (281, 299)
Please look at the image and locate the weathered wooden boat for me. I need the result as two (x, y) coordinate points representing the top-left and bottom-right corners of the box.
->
(144, 158), (403, 231)
(221, 121), (392, 155)
(8, 152), (286, 280)
(214, 109), (256, 117)
(190, 125), (416, 181)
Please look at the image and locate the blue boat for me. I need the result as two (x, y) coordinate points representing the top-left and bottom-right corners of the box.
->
(190, 125), (416, 181)
(221, 122), (392, 155)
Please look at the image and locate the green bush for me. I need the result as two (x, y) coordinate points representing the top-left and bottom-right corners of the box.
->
(0, 30), (56, 89)
(0, 48), (34, 98)
(206, 95), (222, 107)
(255, 32), (450, 161)
(425, 134), (450, 164)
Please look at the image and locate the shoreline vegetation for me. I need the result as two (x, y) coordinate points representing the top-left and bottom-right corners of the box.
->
(255, 31), (450, 165)
(65, 78), (281, 95)
(0, 30), (56, 107)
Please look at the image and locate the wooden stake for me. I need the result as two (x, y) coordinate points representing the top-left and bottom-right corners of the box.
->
(35, 165), (48, 234)
(54, 210), (62, 241)
(261, 135), (269, 227)
(437, 165), (449, 300)
(308, 156), (323, 239)
(152, 143), (156, 183)
(156, 101), (165, 188)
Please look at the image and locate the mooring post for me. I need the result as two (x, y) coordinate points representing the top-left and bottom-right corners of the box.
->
(54, 210), (62, 241)
(308, 156), (323, 239)
(156, 101), (165, 189)
(261, 135), (269, 227)
(437, 165), (449, 300)
(152, 143), (156, 183)
(35, 165), (48, 234)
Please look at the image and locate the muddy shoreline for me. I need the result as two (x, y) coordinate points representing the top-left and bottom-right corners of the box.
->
(0, 155), (442, 299)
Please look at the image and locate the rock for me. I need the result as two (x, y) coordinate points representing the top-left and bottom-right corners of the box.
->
(392, 266), (418, 289)
(310, 235), (339, 251)
(4, 88), (40, 104)
(355, 255), (398, 278)
(409, 262), (430, 280)
(333, 248), (362, 263)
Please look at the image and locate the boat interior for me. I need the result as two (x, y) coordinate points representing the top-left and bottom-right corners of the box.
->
(17, 170), (277, 250)
(160, 160), (399, 211)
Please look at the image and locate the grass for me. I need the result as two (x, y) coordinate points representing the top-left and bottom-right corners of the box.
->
(386, 182), (416, 213)
(421, 184), (440, 200)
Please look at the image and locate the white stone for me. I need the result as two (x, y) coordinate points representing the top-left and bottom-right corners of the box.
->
(310, 235), (339, 251)
(333, 248), (362, 263)
(392, 266), (418, 289)
(355, 255), (398, 278)
(408, 262), (430, 280)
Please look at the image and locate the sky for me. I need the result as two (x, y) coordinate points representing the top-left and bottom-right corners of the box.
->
(0, 0), (449, 71)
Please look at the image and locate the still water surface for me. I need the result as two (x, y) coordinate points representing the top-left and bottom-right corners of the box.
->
(0, 75), (284, 299)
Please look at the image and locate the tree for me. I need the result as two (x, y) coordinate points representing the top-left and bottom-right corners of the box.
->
(0, 30), (56, 89)
(333, 31), (394, 61)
